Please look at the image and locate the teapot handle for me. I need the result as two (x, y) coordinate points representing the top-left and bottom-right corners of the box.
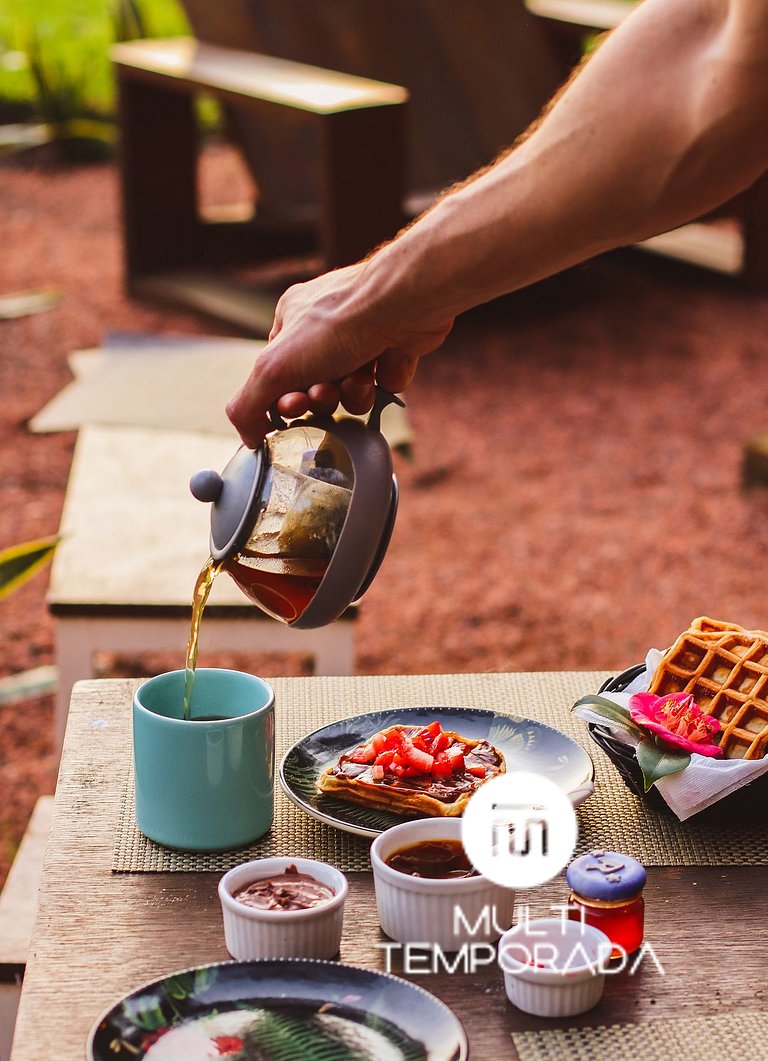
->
(367, 387), (406, 433)
(267, 386), (405, 434)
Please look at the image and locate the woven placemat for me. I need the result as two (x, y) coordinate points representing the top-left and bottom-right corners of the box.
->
(512, 1012), (768, 1061)
(112, 671), (768, 872)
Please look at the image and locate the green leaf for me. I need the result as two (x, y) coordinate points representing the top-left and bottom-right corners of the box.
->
(0, 536), (60, 601)
(122, 993), (167, 1032)
(164, 973), (198, 1001)
(243, 1005), (426, 1061)
(636, 739), (690, 792)
(53, 118), (116, 145)
(572, 694), (643, 736)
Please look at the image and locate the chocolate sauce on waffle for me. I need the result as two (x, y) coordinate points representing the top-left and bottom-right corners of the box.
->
(331, 738), (502, 803)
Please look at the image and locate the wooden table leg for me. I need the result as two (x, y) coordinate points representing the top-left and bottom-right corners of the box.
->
(115, 71), (200, 282)
(741, 171), (768, 291)
(321, 102), (407, 267)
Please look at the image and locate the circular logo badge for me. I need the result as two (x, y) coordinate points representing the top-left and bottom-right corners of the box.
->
(461, 772), (578, 889)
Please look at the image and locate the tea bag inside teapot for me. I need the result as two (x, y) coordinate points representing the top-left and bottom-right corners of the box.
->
(238, 427), (353, 574)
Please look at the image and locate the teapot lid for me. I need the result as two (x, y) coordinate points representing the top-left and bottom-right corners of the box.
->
(189, 444), (267, 561)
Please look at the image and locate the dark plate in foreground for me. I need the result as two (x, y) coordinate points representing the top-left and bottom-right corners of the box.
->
(88, 958), (467, 1061)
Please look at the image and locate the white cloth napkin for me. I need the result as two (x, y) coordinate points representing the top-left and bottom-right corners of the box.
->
(574, 650), (768, 821)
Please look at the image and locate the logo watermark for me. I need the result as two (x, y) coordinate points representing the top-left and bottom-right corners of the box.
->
(376, 903), (665, 977)
(461, 772), (578, 888)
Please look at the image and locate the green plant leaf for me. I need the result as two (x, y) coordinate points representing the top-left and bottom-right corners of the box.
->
(122, 993), (167, 1032)
(0, 536), (60, 601)
(164, 973), (198, 1001)
(636, 738), (690, 792)
(54, 118), (116, 144)
(572, 694), (643, 736)
(243, 1005), (426, 1061)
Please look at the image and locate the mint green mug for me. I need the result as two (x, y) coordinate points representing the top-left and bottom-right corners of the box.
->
(133, 669), (275, 851)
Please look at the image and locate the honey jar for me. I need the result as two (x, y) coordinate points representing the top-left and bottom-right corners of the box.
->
(566, 850), (646, 958)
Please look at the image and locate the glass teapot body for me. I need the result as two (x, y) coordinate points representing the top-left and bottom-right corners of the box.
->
(191, 398), (400, 629)
(225, 423), (355, 624)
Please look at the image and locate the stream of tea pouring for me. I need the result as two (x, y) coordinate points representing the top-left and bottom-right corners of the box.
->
(182, 554), (324, 719)
(182, 556), (222, 720)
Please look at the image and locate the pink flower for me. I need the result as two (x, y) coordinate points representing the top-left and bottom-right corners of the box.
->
(629, 692), (723, 757)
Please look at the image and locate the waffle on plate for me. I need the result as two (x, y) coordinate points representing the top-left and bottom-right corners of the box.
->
(317, 720), (505, 816)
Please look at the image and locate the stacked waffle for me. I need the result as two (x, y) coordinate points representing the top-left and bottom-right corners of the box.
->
(648, 617), (768, 760)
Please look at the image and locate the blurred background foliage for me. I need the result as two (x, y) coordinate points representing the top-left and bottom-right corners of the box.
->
(0, 0), (187, 116)
(0, 0), (192, 157)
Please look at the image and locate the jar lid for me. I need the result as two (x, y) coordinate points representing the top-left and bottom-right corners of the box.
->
(566, 850), (646, 901)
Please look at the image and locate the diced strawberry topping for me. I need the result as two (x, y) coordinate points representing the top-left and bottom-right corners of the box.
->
(444, 744), (465, 771)
(430, 732), (450, 754)
(417, 721), (441, 743)
(347, 722), (492, 786)
(410, 733), (431, 752)
(402, 742), (434, 773)
(371, 732), (389, 754)
(350, 742), (377, 764)
(431, 751), (453, 779)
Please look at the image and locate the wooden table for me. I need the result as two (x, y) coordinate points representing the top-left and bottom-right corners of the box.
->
(10, 677), (767, 1060)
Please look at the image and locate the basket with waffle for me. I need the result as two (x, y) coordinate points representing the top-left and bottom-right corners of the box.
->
(573, 617), (768, 823)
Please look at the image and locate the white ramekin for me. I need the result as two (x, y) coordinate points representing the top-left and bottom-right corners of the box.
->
(370, 818), (515, 950)
(218, 857), (348, 960)
(498, 917), (611, 1017)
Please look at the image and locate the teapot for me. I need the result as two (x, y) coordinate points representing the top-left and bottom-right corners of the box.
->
(190, 390), (402, 628)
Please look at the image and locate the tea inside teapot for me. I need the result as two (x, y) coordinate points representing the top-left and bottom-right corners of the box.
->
(224, 426), (354, 623)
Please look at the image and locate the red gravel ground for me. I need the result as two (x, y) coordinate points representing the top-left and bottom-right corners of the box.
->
(3, 144), (768, 885)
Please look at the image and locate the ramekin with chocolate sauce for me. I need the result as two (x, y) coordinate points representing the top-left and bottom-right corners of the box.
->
(219, 857), (348, 959)
(371, 819), (515, 951)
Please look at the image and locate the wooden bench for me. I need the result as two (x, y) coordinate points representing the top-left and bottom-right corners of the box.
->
(47, 424), (358, 750)
(525, 0), (768, 289)
(110, 38), (408, 334)
(0, 797), (53, 1061)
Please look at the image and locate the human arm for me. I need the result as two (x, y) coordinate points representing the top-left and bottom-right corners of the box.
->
(227, 0), (768, 447)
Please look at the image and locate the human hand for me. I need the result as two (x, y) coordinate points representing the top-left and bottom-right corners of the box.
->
(226, 260), (453, 448)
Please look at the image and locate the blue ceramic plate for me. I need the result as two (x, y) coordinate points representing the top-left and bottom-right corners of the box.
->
(280, 705), (594, 839)
(88, 958), (467, 1061)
